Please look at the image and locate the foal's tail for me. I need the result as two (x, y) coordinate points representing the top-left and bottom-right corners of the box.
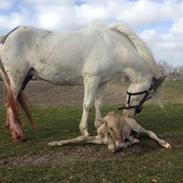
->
(110, 24), (161, 78)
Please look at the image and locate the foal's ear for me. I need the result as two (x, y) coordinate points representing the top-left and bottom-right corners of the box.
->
(97, 118), (106, 126)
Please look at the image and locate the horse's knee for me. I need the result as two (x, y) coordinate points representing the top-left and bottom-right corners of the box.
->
(83, 101), (92, 112)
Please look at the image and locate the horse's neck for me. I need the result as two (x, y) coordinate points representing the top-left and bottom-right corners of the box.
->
(124, 66), (153, 92)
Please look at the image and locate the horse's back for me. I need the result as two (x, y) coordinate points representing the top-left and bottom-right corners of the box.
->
(0, 23), (150, 85)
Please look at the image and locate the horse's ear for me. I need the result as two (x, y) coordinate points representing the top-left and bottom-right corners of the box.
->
(152, 75), (166, 90)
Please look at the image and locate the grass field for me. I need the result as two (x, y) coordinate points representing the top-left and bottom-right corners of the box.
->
(0, 81), (183, 183)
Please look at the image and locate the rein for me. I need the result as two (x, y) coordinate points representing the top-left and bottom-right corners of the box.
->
(119, 77), (156, 113)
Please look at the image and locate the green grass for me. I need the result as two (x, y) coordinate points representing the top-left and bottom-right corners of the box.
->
(0, 104), (183, 183)
(1, 150), (183, 183)
(161, 80), (183, 104)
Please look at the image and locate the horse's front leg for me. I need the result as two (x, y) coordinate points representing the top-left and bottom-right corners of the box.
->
(79, 76), (99, 136)
(94, 83), (106, 128)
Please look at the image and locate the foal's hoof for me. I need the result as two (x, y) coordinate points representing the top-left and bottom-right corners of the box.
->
(108, 144), (117, 153)
(163, 142), (171, 149)
(48, 141), (60, 146)
(132, 138), (140, 144)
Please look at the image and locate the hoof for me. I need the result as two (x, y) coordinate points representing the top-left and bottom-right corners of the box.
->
(48, 141), (60, 146)
(163, 142), (171, 149)
(11, 130), (24, 143)
(108, 144), (117, 153)
(13, 136), (24, 143)
(133, 139), (140, 144)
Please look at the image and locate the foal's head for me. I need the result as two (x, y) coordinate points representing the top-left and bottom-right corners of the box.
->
(99, 111), (124, 149)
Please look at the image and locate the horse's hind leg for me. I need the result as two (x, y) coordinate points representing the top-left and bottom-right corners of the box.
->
(5, 71), (35, 142)
(5, 79), (25, 142)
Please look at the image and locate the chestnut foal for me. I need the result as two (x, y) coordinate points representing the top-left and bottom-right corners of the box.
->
(48, 111), (171, 152)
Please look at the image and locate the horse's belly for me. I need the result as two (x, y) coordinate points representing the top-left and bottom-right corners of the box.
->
(38, 71), (83, 85)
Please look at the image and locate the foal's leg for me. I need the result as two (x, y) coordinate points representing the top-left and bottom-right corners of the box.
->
(94, 83), (106, 128)
(79, 76), (99, 136)
(138, 127), (171, 149)
(48, 135), (103, 146)
(124, 136), (139, 148)
(126, 118), (171, 149)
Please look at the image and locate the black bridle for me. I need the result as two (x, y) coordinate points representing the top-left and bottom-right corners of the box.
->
(119, 77), (157, 113)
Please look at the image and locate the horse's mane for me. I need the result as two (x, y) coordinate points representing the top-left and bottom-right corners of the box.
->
(110, 24), (161, 78)
(0, 36), (3, 43)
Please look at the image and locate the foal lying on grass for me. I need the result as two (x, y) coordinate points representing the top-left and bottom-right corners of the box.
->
(48, 111), (171, 153)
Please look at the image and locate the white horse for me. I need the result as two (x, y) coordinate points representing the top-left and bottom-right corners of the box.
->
(0, 22), (165, 142)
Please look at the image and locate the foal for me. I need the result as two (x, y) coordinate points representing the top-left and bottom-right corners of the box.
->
(48, 113), (119, 153)
(48, 111), (171, 152)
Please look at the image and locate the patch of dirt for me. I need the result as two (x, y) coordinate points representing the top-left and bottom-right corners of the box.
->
(0, 136), (183, 167)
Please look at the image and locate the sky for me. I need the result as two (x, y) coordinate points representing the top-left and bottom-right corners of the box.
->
(0, 0), (183, 67)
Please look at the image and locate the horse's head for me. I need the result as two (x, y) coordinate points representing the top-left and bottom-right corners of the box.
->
(122, 76), (166, 117)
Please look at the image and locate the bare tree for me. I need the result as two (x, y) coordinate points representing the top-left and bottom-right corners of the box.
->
(158, 59), (173, 76)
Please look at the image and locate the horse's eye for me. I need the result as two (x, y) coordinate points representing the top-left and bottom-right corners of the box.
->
(109, 127), (113, 131)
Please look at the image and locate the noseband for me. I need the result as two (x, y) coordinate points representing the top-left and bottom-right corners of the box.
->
(119, 77), (157, 113)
